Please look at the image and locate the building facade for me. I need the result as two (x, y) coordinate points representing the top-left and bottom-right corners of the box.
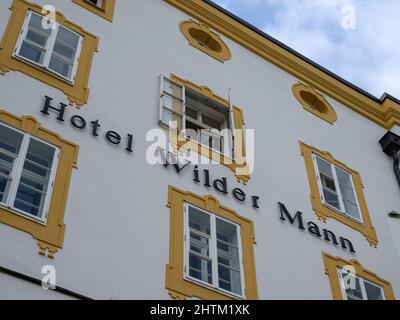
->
(0, 0), (399, 300)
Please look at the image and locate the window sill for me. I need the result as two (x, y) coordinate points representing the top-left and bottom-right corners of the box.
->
(0, 203), (47, 225)
(12, 54), (75, 85)
(184, 275), (245, 300)
(322, 202), (365, 225)
(167, 128), (249, 183)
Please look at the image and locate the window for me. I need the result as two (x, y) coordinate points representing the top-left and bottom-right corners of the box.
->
(86, 0), (103, 8)
(0, 123), (59, 223)
(0, 110), (79, 258)
(14, 10), (83, 83)
(300, 142), (378, 246)
(72, 0), (116, 21)
(166, 186), (258, 300)
(323, 252), (395, 300)
(338, 269), (385, 300)
(179, 20), (231, 63)
(185, 203), (244, 298)
(160, 75), (232, 156)
(292, 83), (337, 124)
(0, 0), (99, 106)
(313, 155), (362, 223)
(159, 74), (249, 183)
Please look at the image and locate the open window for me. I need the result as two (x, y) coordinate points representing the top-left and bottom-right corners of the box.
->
(159, 74), (249, 183)
(160, 75), (233, 157)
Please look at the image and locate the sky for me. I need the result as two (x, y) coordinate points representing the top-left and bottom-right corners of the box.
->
(212, 0), (400, 100)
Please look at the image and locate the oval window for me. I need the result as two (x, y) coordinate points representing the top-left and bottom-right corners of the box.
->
(188, 28), (223, 53)
(299, 90), (329, 114)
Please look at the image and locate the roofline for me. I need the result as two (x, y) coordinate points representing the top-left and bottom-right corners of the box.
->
(204, 0), (399, 104)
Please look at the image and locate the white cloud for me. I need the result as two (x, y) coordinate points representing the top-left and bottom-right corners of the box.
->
(212, 0), (400, 99)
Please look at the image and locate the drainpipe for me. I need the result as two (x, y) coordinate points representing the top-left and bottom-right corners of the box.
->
(379, 131), (400, 188)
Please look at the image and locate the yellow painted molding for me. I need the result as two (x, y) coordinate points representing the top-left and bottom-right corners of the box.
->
(179, 19), (231, 62)
(72, 0), (116, 22)
(322, 252), (396, 300)
(165, 0), (400, 129)
(169, 74), (249, 183)
(0, 0), (99, 107)
(292, 82), (337, 124)
(300, 141), (378, 247)
(165, 185), (258, 300)
(0, 108), (79, 258)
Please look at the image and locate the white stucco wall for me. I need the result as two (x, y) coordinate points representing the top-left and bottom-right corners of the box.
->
(0, 0), (399, 300)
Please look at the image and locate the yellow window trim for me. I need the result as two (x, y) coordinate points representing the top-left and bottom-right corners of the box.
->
(165, 0), (400, 130)
(168, 74), (250, 184)
(0, 0), (99, 107)
(165, 185), (258, 300)
(72, 0), (116, 22)
(0, 109), (79, 258)
(299, 141), (378, 247)
(322, 252), (395, 300)
(292, 82), (337, 124)
(179, 19), (231, 63)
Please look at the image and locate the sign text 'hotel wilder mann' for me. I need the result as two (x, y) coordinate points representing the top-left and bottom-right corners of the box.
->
(40, 96), (356, 253)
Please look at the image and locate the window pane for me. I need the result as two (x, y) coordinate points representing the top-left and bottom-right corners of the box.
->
(163, 78), (183, 100)
(0, 125), (24, 155)
(364, 281), (384, 300)
(0, 153), (14, 176)
(316, 157), (333, 178)
(189, 254), (212, 285)
(322, 188), (341, 210)
(218, 267), (241, 294)
(26, 29), (48, 47)
(48, 56), (73, 79)
(162, 95), (183, 115)
(0, 153), (14, 203)
(0, 125), (23, 204)
(189, 205), (211, 235)
(18, 13), (51, 64)
(0, 176), (9, 203)
(336, 168), (361, 221)
(53, 26), (79, 61)
(186, 106), (198, 120)
(19, 42), (45, 64)
(47, 26), (80, 79)
(28, 12), (51, 34)
(341, 273), (363, 300)
(13, 138), (56, 219)
(202, 114), (221, 130)
(161, 108), (182, 130)
(188, 205), (212, 284)
(216, 218), (242, 296)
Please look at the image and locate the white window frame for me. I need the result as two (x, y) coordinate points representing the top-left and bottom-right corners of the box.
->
(312, 154), (364, 224)
(159, 75), (234, 159)
(13, 10), (83, 84)
(0, 122), (59, 225)
(337, 268), (385, 300)
(183, 202), (245, 299)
